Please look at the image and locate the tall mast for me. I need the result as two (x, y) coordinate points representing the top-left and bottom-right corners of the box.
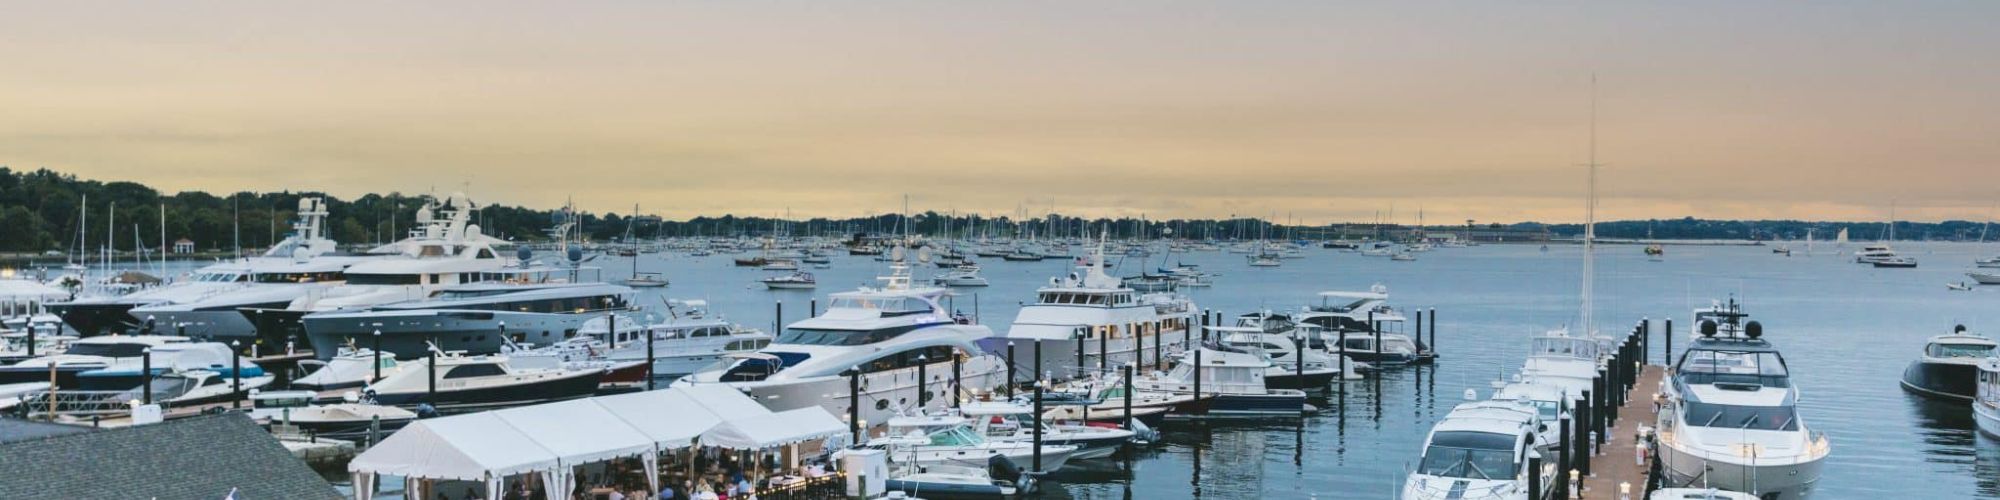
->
(1581, 74), (1600, 335)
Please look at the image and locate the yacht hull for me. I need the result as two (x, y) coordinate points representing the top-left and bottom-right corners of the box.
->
(1659, 443), (1824, 500)
(1976, 401), (2000, 439)
(1184, 393), (1306, 417)
(368, 369), (605, 409)
(129, 306), (276, 341)
(1900, 360), (1978, 401)
(693, 359), (1008, 432)
(46, 302), (143, 336)
(303, 310), (598, 361)
(1264, 368), (1340, 390)
(0, 364), (103, 388)
(983, 337), (1186, 382)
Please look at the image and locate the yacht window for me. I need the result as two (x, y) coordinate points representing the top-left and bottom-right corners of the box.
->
(1418, 431), (1520, 480)
(418, 245), (447, 257)
(1928, 343), (1995, 359)
(477, 248), (497, 259)
(928, 427), (984, 447)
(776, 323), (942, 346)
(64, 343), (149, 357)
(444, 363), (508, 379)
(347, 274), (423, 286)
(1677, 348), (1789, 386)
(1682, 401), (1799, 431)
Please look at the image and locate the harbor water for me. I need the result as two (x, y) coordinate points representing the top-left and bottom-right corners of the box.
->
(108, 241), (2000, 498)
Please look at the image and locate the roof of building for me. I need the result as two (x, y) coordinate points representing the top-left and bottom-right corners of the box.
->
(0, 417), (95, 444)
(0, 413), (342, 500)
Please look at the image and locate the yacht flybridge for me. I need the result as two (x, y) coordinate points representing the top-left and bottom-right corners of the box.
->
(50, 197), (368, 338)
(1656, 300), (1828, 499)
(982, 234), (1195, 381)
(677, 261), (1008, 429)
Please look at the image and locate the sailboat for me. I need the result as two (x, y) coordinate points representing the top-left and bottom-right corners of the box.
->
(1975, 208), (1999, 268)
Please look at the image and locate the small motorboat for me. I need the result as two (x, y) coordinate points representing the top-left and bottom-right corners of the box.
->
(248, 390), (418, 438)
(292, 346), (401, 391)
(1977, 255), (2000, 268)
(1649, 489), (1762, 500)
(1900, 325), (1995, 401)
(620, 272), (669, 288)
(882, 457), (1028, 499)
(961, 401), (1134, 460)
(867, 414), (1081, 471)
(761, 271), (817, 290)
(1389, 251), (1417, 262)
(932, 265), (990, 288)
(1949, 281), (1974, 291)
(111, 365), (275, 406)
(802, 255), (832, 265)
(761, 259), (801, 271)
(1873, 256), (1919, 268)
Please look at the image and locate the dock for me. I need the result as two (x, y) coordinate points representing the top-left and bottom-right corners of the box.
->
(1579, 365), (1663, 499)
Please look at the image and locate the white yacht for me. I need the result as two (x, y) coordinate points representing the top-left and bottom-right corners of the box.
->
(0, 335), (231, 389)
(982, 237), (1195, 381)
(1656, 301), (1828, 499)
(567, 300), (771, 378)
(237, 193), (518, 350)
(1402, 398), (1552, 500)
(931, 264), (990, 288)
(1489, 379), (1572, 451)
(248, 390), (418, 437)
(1899, 326), (1995, 401)
(1976, 357), (1999, 438)
(291, 345), (401, 391)
(300, 281), (636, 360)
(1295, 287), (1431, 365)
(1131, 346), (1309, 416)
(677, 262), (1009, 429)
(50, 197), (360, 337)
(866, 413), (1080, 471)
(1215, 325), (1357, 389)
(360, 345), (606, 409)
(761, 271), (817, 290)
(1853, 244), (1897, 264)
(960, 400), (1134, 460)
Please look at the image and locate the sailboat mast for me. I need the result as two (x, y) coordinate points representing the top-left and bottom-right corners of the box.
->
(1581, 74), (1599, 335)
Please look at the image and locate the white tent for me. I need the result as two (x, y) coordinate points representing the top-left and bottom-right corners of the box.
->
(701, 407), (849, 450)
(348, 412), (561, 500)
(675, 383), (773, 419)
(495, 398), (659, 497)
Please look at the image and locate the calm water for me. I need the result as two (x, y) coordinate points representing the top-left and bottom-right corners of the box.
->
(109, 241), (1989, 498)
(620, 242), (2000, 499)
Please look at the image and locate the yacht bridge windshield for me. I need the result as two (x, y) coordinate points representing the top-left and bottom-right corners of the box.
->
(1928, 342), (1995, 359)
(1418, 431), (1521, 480)
(1531, 337), (1598, 360)
(1677, 346), (1789, 387)
(776, 323), (945, 346)
(830, 296), (930, 314)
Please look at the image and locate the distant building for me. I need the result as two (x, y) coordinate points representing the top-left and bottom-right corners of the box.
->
(0, 413), (342, 500)
(172, 238), (195, 254)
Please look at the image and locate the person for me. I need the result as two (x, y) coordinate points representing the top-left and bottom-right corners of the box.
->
(608, 489), (626, 500)
(659, 483), (675, 500)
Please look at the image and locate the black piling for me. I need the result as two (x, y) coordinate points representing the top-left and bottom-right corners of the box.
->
(1528, 453), (1543, 500)
(1665, 318), (1674, 366)
(952, 351), (963, 409)
(846, 367), (861, 445)
(141, 348), (154, 405)
(646, 327), (657, 390)
(427, 348), (437, 401)
(371, 330), (383, 383)
(1369, 310), (1381, 362)
(1076, 331), (1087, 379)
(1154, 322), (1164, 370)
(1006, 342), (1017, 399)
(1193, 348), (1203, 402)
(1557, 416), (1572, 495)
(1099, 326), (1109, 371)
(773, 301), (782, 335)
(916, 354), (929, 408)
(1575, 394), (1591, 476)
(1428, 308), (1437, 355)
(230, 341), (243, 409)
(24, 324), (34, 357)
(1033, 380), (1045, 472)
(1122, 364), (1135, 431)
(607, 312), (617, 350)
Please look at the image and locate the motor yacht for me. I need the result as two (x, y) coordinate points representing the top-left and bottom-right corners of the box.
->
(1976, 357), (1999, 438)
(248, 390), (418, 438)
(300, 281), (636, 361)
(1871, 256), (1918, 268)
(1295, 287), (1432, 364)
(867, 413), (1080, 471)
(1032, 372), (1207, 428)
(1967, 271), (2000, 285)
(761, 271), (817, 289)
(1899, 326), (1994, 401)
(1853, 244), (1897, 264)
(1655, 300), (1828, 499)
(1402, 398), (1552, 500)
(1131, 346), (1310, 416)
(562, 300), (771, 378)
(49, 197), (360, 337)
(120, 365), (274, 406)
(960, 400), (1134, 460)
(0, 335), (230, 388)
(291, 345), (400, 391)
(980, 238), (1195, 381)
(678, 262), (1008, 429)
(1978, 256), (2000, 269)
(932, 264), (990, 288)
(360, 345), (606, 409)
(1489, 379), (1572, 452)
(1214, 325), (1355, 389)
(882, 460), (1025, 500)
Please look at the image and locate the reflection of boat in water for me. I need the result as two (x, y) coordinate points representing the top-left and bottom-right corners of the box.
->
(1901, 326), (1995, 401)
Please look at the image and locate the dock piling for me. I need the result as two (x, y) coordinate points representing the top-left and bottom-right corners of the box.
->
(142, 348), (153, 405)
(916, 355), (928, 407)
(1006, 342), (1017, 399)
(1557, 416), (1572, 496)
(427, 348), (437, 400)
(230, 341), (242, 409)
(371, 330), (382, 383)
(646, 327), (657, 390)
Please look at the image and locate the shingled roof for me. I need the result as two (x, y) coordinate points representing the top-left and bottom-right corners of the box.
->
(0, 413), (342, 500)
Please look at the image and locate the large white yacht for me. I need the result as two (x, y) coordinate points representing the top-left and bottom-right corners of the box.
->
(981, 236), (1196, 381)
(1656, 300), (1828, 499)
(567, 299), (771, 378)
(299, 280), (635, 361)
(49, 197), (361, 337)
(1295, 287), (1431, 365)
(236, 193), (517, 350)
(0, 335), (232, 389)
(677, 262), (1008, 429)
(1402, 398), (1552, 500)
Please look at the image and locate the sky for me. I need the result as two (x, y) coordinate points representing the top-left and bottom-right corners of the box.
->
(2, 2), (1997, 223)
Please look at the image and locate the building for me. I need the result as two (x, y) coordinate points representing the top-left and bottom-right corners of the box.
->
(172, 238), (196, 254)
(0, 413), (342, 500)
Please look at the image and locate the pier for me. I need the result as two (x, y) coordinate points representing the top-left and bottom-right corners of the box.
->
(1579, 365), (1663, 499)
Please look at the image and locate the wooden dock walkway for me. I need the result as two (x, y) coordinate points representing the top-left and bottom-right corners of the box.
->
(1580, 365), (1663, 499)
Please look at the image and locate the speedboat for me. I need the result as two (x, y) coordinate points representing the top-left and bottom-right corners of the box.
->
(1976, 357), (1999, 438)
(932, 265), (990, 288)
(883, 460), (1025, 500)
(118, 365), (274, 406)
(761, 271), (817, 289)
(762, 259), (801, 271)
(1490, 379), (1572, 451)
(300, 281), (636, 360)
(1033, 372), (1207, 428)
(567, 300), (771, 379)
(1900, 326), (1995, 401)
(678, 261), (1008, 428)
(0, 335), (230, 388)
(981, 236), (1194, 381)
(360, 345), (606, 409)
(292, 345), (400, 391)
(248, 390), (418, 437)
(867, 413), (1080, 471)
(1131, 346), (1310, 416)
(1656, 300), (1828, 499)
(960, 400), (1134, 460)
(1402, 398), (1552, 500)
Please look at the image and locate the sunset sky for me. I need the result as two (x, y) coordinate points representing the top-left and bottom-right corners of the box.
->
(3, 2), (1996, 223)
